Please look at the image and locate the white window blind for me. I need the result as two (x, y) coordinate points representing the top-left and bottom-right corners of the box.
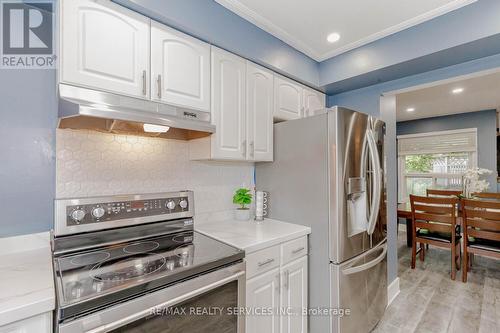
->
(398, 129), (477, 155)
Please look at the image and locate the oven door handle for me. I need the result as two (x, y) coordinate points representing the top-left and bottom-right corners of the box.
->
(86, 270), (245, 333)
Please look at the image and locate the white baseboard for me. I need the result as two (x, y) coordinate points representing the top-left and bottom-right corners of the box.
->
(387, 277), (400, 307)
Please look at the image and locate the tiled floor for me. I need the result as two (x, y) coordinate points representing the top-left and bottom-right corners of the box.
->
(374, 230), (500, 333)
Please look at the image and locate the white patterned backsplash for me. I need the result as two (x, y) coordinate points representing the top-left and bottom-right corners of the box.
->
(56, 129), (254, 215)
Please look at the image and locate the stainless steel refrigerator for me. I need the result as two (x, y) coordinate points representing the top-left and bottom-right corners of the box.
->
(256, 107), (387, 333)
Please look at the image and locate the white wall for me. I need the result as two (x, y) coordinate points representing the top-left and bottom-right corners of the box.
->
(56, 129), (254, 215)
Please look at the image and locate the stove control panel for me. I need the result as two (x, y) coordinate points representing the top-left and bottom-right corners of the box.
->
(63, 194), (191, 226)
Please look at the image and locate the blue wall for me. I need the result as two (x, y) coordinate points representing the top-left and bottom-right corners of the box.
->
(0, 70), (57, 237)
(113, 0), (319, 87)
(397, 110), (497, 186)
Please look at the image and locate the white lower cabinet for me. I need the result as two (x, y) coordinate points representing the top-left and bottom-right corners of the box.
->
(245, 237), (308, 333)
(0, 312), (52, 333)
(246, 268), (281, 333)
(280, 256), (308, 333)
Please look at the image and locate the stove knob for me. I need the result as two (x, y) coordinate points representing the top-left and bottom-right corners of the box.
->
(70, 209), (86, 223)
(92, 207), (105, 219)
(166, 200), (176, 210)
(179, 199), (188, 209)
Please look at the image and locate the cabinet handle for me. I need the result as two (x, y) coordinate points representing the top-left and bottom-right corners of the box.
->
(292, 246), (305, 254)
(284, 270), (289, 290)
(157, 74), (162, 99)
(142, 70), (147, 95)
(275, 273), (281, 292)
(242, 140), (247, 157)
(301, 106), (305, 117)
(257, 258), (274, 267)
(250, 141), (254, 158)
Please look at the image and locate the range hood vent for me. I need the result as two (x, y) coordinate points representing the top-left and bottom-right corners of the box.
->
(58, 84), (215, 140)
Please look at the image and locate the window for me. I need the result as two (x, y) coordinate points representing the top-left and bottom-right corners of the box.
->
(397, 128), (477, 202)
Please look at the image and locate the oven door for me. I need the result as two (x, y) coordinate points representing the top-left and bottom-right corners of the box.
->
(59, 262), (245, 333)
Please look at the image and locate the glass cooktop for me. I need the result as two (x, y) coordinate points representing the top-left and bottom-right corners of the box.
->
(54, 231), (244, 319)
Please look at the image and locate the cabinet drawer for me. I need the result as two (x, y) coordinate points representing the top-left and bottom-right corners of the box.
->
(245, 245), (280, 279)
(281, 236), (308, 264)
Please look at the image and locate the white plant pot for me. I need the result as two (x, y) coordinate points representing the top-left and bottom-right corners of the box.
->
(234, 208), (251, 221)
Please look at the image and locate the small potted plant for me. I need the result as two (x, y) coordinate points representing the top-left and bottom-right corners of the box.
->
(233, 188), (252, 221)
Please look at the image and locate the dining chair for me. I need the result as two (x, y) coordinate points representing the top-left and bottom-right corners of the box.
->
(423, 189), (463, 252)
(410, 195), (461, 280)
(462, 199), (500, 282)
(471, 192), (500, 200)
(426, 189), (463, 197)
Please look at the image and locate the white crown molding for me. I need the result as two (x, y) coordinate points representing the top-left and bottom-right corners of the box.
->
(215, 0), (477, 62)
(214, 0), (323, 60)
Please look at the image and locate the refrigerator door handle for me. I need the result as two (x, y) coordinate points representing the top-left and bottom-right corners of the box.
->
(342, 243), (387, 276)
(366, 128), (382, 235)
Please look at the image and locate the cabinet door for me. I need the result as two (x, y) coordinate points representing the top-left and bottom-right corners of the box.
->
(151, 21), (210, 112)
(60, 0), (150, 99)
(246, 62), (273, 161)
(281, 256), (308, 333)
(303, 88), (325, 117)
(211, 47), (246, 160)
(246, 268), (281, 333)
(274, 76), (303, 121)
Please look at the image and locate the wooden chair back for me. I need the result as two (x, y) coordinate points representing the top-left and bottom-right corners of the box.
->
(410, 195), (459, 234)
(462, 199), (500, 242)
(471, 192), (500, 200)
(426, 189), (462, 197)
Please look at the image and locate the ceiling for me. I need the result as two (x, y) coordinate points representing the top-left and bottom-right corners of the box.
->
(215, 0), (476, 61)
(396, 71), (500, 122)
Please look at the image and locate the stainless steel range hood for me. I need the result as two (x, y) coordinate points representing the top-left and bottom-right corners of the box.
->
(58, 84), (215, 140)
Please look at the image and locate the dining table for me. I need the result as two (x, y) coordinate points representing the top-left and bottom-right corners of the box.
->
(397, 202), (413, 247)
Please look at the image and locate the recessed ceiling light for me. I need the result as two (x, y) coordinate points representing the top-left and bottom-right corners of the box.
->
(327, 32), (340, 43)
(406, 107), (415, 112)
(452, 88), (464, 94)
(143, 124), (170, 133)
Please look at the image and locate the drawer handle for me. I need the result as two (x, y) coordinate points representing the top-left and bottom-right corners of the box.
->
(257, 258), (275, 267)
(292, 246), (305, 254)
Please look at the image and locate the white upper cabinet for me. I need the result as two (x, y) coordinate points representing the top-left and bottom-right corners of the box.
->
(274, 75), (303, 121)
(303, 87), (326, 117)
(210, 47), (246, 159)
(151, 21), (210, 112)
(60, 0), (150, 99)
(246, 62), (273, 161)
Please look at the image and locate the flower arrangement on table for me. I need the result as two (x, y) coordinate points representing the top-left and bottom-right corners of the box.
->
(460, 168), (493, 242)
(461, 168), (492, 199)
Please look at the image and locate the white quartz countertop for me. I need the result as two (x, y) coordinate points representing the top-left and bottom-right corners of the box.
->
(0, 232), (55, 327)
(195, 217), (311, 253)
